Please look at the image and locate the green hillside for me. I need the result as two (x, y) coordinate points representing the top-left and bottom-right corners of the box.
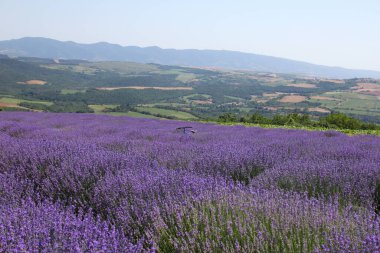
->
(1, 56), (380, 123)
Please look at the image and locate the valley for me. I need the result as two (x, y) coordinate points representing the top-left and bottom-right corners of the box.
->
(1, 56), (380, 123)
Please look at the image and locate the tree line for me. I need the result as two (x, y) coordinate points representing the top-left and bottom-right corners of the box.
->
(218, 112), (380, 130)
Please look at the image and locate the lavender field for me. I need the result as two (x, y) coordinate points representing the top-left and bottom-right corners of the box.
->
(0, 112), (379, 252)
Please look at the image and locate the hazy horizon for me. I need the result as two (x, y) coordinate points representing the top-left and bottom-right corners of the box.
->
(1, 0), (379, 71)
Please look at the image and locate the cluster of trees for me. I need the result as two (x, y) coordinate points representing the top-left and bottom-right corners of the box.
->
(21, 88), (192, 108)
(47, 102), (94, 113)
(218, 112), (380, 130)
(103, 103), (131, 113)
(19, 101), (94, 113)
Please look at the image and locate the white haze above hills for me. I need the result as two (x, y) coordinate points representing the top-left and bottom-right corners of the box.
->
(0, 37), (380, 79)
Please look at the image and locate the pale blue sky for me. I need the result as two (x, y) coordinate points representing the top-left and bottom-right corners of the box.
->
(0, 0), (379, 70)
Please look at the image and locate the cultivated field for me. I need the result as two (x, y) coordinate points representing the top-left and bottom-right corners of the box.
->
(286, 83), (316, 88)
(0, 112), (378, 252)
(279, 95), (307, 103)
(309, 92), (380, 117)
(135, 106), (198, 120)
(352, 82), (380, 98)
(96, 86), (193, 91)
(3, 56), (380, 122)
(17, 79), (47, 85)
(307, 107), (331, 113)
(0, 97), (52, 110)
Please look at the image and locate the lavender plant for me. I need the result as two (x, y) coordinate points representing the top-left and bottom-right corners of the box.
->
(0, 112), (379, 252)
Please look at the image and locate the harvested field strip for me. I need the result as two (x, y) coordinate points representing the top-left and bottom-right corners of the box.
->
(279, 95), (307, 103)
(17, 80), (47, 85)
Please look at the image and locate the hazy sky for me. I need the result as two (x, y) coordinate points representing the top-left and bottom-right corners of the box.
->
(1, 0), (379, 70)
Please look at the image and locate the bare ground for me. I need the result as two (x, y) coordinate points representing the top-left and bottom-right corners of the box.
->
(279, 95), (307, 103)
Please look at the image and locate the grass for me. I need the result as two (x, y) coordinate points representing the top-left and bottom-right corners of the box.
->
(108, 111), (161, 118)
(152, 68), (198, 83)
(183, 94), (212, 104)
(88, 104), (118, 113)
(224, 95), (246, 101)
(216, 122), (380, 136)
(0, 94), (15, 98)
(176, 73), (197, 82)
(239, 108), (254, 113)
(88, 104), (161, 118)
(142, 103), (186, 108)
(152, 69), (185, 75)
(0, 97), (53, 106)
(135, 106), (198, 120)
(61, 89), (86, 95)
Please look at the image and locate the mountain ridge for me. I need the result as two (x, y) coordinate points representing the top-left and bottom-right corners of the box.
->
(0, 37), (380, 79)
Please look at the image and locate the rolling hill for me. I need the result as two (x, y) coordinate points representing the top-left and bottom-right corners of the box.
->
(1, 56), (380, 123)
(1, 37), (380, 79)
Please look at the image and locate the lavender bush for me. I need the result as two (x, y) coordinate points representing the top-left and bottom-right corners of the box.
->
(0, 199), (142, 252)
(0, 112), (379, 252)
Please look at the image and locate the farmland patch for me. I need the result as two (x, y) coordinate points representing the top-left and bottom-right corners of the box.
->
(279, 95), (307, 103)
(308, 107), (330, 113)
(286, 83), (316, 88)
(17, 80), (47, 85)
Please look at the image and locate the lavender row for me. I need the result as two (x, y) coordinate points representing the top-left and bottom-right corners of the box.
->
(0, 199), (143, 252)
(0, 112), (379, 252)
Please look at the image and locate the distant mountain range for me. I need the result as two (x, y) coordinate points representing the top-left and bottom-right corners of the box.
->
(0, 37), (379, 79)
